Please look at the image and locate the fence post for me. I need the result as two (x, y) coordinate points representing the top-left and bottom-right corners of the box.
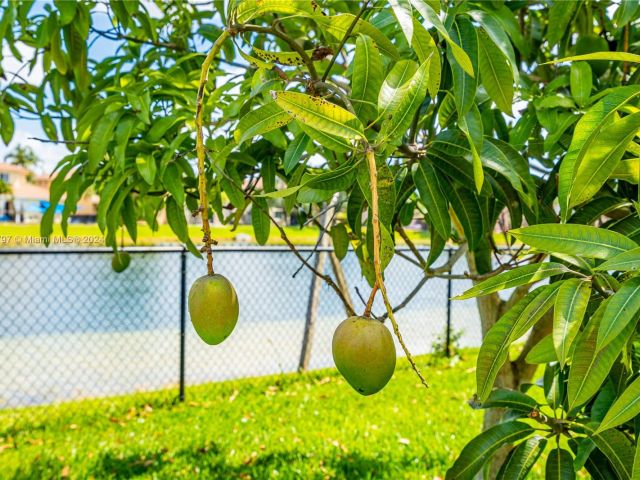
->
(179, 248), (187, 401)
(445, 248), (453, 358)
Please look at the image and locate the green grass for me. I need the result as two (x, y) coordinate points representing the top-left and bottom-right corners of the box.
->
(0, 353), (482, 479)
(0, 223), (432, 247)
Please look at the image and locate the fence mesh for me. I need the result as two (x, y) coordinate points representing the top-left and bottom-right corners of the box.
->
(0, 247), (482, 416)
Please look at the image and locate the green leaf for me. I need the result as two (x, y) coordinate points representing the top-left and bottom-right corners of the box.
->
(445, 421), (534, 480)
(88, 110), (121, 172)
(411, 18), (437, 65)
(317, 14), (399, 60)
(251, 197), (270, 245)
(611, 159), (640, 184)
(568, 302), (635, 411)
(547, 0), (578, 46)
(447, 17), (478, 117)
(352, 34), (384, 124)
(569, 112), (640, 208)
(252, 46), (311, 66)
(596, 247), (640, 272)
(497, 436), (547, 480)
(378, 60), (418, 120)
(389, 0), (413, 44)
(446, 186), (483, 250)
(459, 105), (484, 193)
(570, 62), (592, 108)
(596, 376), (640, 434)
(478, 30), (513, 115)
(480, 389), (538, 412)
(552, 52), (640, 64)
(305, 163), (356, 192)
(135, 153), (157, 186)
(475, 285), (560, 401)
(510, 224), (639, 260)
(455, 262), (568, 300)
(525, 334), (557, 364)
(298, 122), (352, 153)
(330, 223), (349, 260)
(411, 1), (474, 77)
(554, 278), (591, 368)
(145, 114), (182, 143)
(272, 91), (363, 140)
(0, 103), (15, 145)
(234, 0), (318, 23)
(597, 277), (640, 350)
(235, 102), (292, 145)
(545, 448), (576, 480)
(166, 196), (189, 243)
(413, 160), (450, 240)
(283, 133), (309, 175)
(162, 163), (184, 206)
(592, 428), (635, 480)
(558, 85), (640, 219)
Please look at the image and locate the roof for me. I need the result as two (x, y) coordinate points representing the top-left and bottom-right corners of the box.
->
(0, 163), (30, 175)
(11, 182), (50, 201)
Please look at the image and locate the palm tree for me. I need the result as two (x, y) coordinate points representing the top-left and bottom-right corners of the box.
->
(4, 145), (40, 169)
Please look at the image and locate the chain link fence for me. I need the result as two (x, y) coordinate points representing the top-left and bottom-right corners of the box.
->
(0, 246), (482, 414)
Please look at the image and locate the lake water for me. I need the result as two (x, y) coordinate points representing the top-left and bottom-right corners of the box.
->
(0, 247), (482, 408)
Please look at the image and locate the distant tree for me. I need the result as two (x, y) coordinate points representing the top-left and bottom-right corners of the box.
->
(0, 179), (11, 195)
(4, 145), (40, 169)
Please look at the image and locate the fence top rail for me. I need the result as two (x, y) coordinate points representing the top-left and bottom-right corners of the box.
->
(0, 245), (441, 255)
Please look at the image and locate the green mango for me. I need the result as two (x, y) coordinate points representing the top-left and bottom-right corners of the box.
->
(188, 274), (239, 345)
(574, 35), (610, 76)
(111, 252), (131, 273)
(332, 316), (396, 395)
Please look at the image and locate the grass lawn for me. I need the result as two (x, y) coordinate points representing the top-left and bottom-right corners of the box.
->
(0, 223), (432, 248)
(1, 353), (483, 479)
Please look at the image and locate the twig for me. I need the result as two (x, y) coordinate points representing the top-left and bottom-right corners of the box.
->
(363, 283), (378, 317)
(196, 30), (231, 275)
(29, 137), (88, 145)
(396, 224), (427, 269)
(321, 0), (370, 82)
(365, 148), (429, 389)
(379, 276), (429, 321)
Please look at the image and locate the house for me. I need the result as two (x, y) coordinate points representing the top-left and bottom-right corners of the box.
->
(0, 163), (98, 224)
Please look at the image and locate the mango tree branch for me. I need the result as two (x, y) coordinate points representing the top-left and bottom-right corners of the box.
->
(365, 148), (429, 389)
(196, 29), (231, 275)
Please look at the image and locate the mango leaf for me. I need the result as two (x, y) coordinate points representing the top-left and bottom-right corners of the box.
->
(88, 110), (122, 172)
(411, 0), (474, 77)
(597, 277), (640, 350)
(389, 0), (413, 44)
(455, 262), (568, 300)
(251, 197), (270, 245)
(411, 18), (437, 65)
(525, 334), (557, 364)
(480, 389), (538, 412)
(478, 29), (513, 115)
(545, 448), (576, 480)
(413, 159), (450, 239)
(596, 375), (640, 434)
(317, 14), (399, 59)
(298, 122), (352, 153)
(592, 428), (635, 480)
(510, 224), (638, 260)
(547, 0), (578, 46)
(235, 102), (292, 145)
(135, 153), (157, 185)
(330, 223), (349, 260)
(446, 186), (483, 250)
(445, 421), (534, 480)
(352, 34), (384, 123)
(569, 111), (640, 208)
(558, 85), (640, 220)
(162, 163), (184, 206)
(475, 285), (560, 401)
(283, 133), (309, 175)
(252, 46), (313, 66)
(552, 52), (640, 64)
(234, 0), (318, 23)
(447, 17), (478, 117)
(554, 278), (591, 368)
(166, 196), (189, 243)
(568, 302), (634, 411)
(570, 62), (592, 108)
(305, 163), (356, 191)
(497, 436), (547, 480)
(596, 247), (640, 272)
(272, 91), (364, 140)
(633, 438), (640, 480)
(378, 60), (418, 120)
(377, 59), (429, 147)
(611, 159), (640, 183)
(459, 105), (484, 193)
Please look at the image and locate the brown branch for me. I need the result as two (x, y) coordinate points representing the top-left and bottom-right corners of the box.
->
(396, 224), (427, 269)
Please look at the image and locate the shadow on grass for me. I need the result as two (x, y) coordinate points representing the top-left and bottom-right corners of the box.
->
(9, 443), (426, 479)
